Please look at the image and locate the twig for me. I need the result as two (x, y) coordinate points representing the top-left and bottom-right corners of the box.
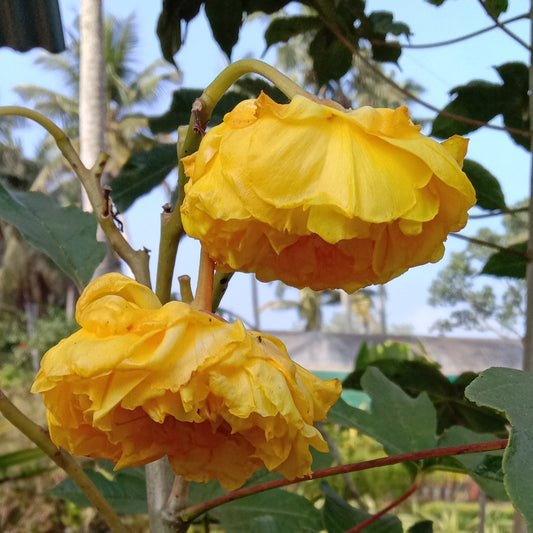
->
(345, 481), (419, 533)
(469, 207), (529, 219)
(313, 17), (530, 138)
(179, 439), (508, 523)
(371, 13), (528, 49)
(450, 232), (530, 259)
(0, 390), (129, 533)
(476, 0), (530, 51)
(0, 106), (151, 287)
(192, 248), (215, 312)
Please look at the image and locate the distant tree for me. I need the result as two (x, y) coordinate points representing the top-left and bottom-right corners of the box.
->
(429, 202), (527, 339)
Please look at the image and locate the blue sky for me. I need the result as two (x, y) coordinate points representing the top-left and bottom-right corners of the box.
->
(0, 1), (530, 337)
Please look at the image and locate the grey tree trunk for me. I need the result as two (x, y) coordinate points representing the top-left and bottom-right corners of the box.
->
(79, 0), (120, 277)
(513, 4), (532, 532)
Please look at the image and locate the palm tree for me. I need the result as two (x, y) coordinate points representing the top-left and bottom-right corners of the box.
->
(16, 13), (181, 192)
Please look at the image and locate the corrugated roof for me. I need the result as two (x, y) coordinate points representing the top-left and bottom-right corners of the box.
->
(271, 331), (523, 375)
(0, 0), (65, 53)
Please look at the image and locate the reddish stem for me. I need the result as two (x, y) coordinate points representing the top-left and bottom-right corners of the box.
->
(346, 481), (419, 533)
(180, 439), (508, 521)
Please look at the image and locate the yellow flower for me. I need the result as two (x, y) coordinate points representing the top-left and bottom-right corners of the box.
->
(31, 273), (341, 490)
(181, 93), (476, 292)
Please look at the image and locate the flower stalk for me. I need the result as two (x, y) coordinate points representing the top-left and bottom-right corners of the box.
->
(0, 106), (151, 288)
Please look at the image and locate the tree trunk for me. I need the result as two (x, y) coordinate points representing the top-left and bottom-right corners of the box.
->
(513, 4), (533, 532)
(79, 0), (120, 277)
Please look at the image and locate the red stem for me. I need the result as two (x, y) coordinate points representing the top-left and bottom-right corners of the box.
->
(180, 439), (508, 521)
(346, 481), (420, 533)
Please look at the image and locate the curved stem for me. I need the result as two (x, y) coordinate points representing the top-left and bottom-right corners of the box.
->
(346, 481), (419, 533)
(0, 390), (129, 533)
(179, 439), (508, 523)
(0, 106), (151, 287)
(198, 59), (313, 121)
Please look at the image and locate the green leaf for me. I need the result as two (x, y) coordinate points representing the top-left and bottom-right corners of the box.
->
(462, 159), (506, 210)
(408, 522), (434, 533)
(214, 489), (323, 533)
(435, 425), (508, 501)
(344, 360), (507, 435)
(321, 482), (402, 533)
(431, 80), (502, 138)
(0, 186), (106, 288)
(243, 0), (291, 14)
(496, 62), (529, 149)
(485, 0), (508, 17)
(425, 0), (446, 5)
(264, 16), (321, 49)
(481, 242), (527, 279)
(112, 144), (178, 212)
(0, 448), (46, 470)
(308, 27), (354, 85)
(329, 367), (438, 456)
(466, 367), (533, 528)
(205, 0), (243, 59)
(156, 0), (202, 65)
(369, 11), (410, 38)
(49, 467), (148, 514)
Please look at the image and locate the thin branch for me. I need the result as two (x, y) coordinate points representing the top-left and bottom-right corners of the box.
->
(450, 232), (530, 259)
(371, 13), (528, 50)
(0, 106), (151, 287)
(476, 0), (531, 51)
(469, 207), (529, 219)
(0, 390), (129, 533)
(346, 481), (420, 533)
(179, 439), (508, 524)
(314, 17), (530, 139)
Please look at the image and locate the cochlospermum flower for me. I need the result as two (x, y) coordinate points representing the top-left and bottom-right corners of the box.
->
(181, 92), (476, 292)
(31, 273), (341, 490)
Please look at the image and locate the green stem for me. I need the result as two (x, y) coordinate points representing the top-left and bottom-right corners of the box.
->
(0, 106), (151, 288)
(179, 439), (508, 523)
(0, 390), (129, 533)
(197, 59), (312, 121)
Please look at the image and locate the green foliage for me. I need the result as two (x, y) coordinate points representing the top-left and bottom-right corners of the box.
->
(466, 368), (533, 530)
(485, 0), (508, 17)
(481, 242), (527, 279)
(462, 159), (507, 211)
(0, 185), (106, 288)
(112, 144), (178, 212)
(431, 62), (529, 149)
(50, 464), (148, 514)
(204, 0), (244, 59)
(429, 214), (527, 337)
(321, 481), (402, 532)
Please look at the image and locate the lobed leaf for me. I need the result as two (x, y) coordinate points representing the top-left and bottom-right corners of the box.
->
(0, 185), (106, 288)
(466, 367), (533, 529)
(329, 367), (438, 457)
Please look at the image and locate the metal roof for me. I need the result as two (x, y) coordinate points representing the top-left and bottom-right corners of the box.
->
(0, 0), (65, 53)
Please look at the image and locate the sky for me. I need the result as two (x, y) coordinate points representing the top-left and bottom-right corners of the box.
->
(0, 0), (530, 338)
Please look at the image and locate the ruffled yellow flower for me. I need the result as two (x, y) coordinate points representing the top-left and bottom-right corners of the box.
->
(181, 93), (476, 292)
(31, 273), (341, 490)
